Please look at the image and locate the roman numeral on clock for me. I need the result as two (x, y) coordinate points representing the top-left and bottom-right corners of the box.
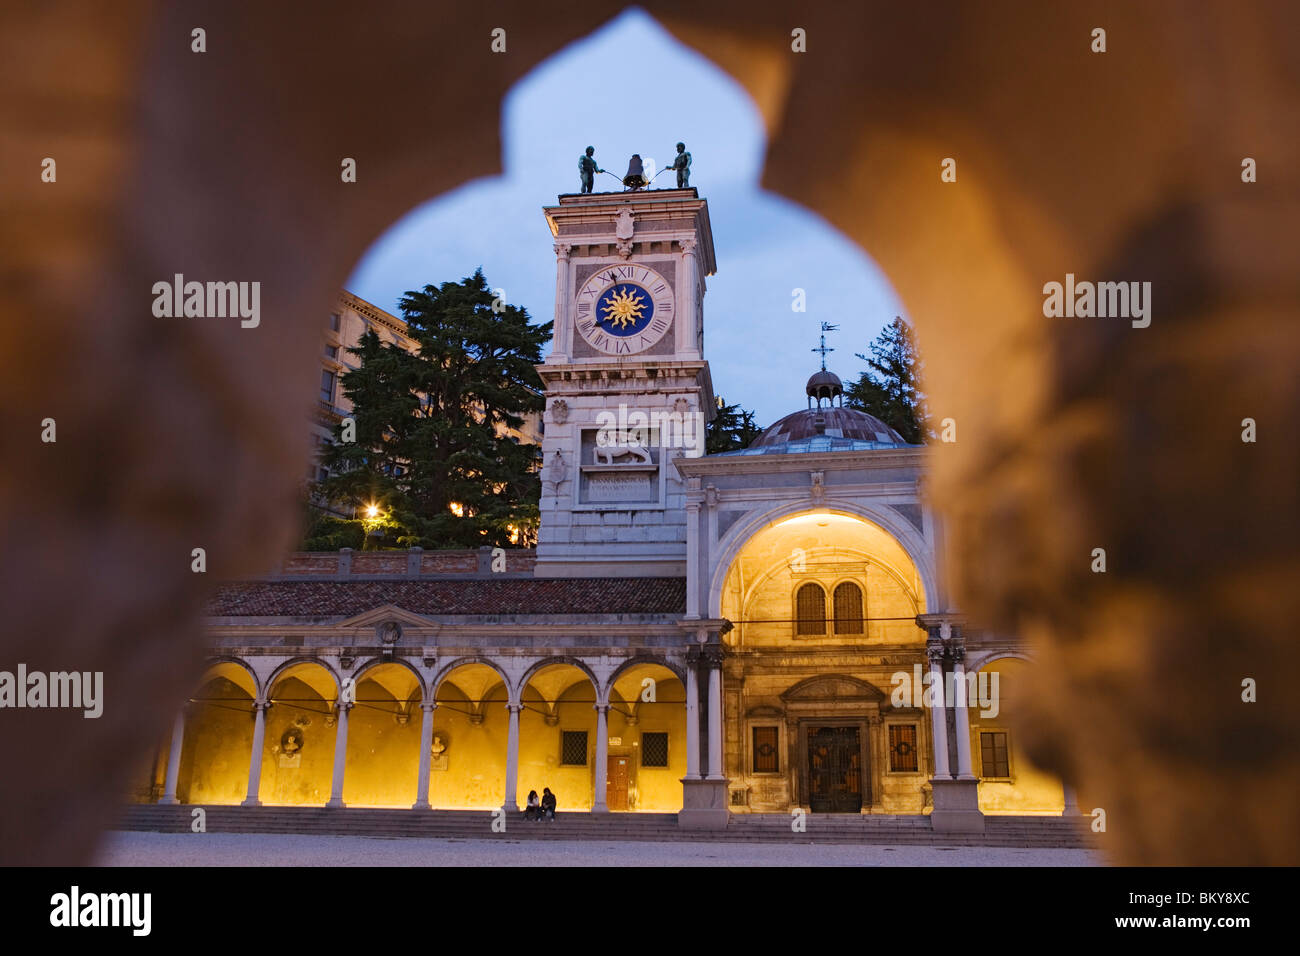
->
(650, 318), (668, 332)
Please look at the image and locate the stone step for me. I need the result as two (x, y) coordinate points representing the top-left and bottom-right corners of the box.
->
(116, 806), (1095, 848)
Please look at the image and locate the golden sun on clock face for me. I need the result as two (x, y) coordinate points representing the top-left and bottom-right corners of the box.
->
(574, 264), (674, 355)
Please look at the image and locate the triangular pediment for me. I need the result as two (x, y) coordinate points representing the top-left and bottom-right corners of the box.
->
(781, 675), (885, 703)
(336, 604), (434, 630)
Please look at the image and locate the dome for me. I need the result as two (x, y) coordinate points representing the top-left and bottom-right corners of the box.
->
(751, 406), (907, 447)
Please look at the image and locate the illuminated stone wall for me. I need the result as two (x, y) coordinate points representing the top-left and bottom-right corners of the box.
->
(178, 679), (254, 805)
(970, 658), (1064, 814)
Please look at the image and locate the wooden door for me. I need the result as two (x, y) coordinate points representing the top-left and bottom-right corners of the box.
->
(606, 756), (629, 810)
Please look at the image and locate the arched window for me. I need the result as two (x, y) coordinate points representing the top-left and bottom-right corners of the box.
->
(833, 582), (864, 634)
(795, 583), (826, 635)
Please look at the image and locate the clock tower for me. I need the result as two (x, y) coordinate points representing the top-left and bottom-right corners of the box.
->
(534, 187), (717, 577)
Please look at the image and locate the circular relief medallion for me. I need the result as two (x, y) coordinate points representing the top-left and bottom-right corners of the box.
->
(573, 264), (674, 355)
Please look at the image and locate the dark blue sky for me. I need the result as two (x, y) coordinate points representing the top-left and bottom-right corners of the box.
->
(346, 8), (905, 426)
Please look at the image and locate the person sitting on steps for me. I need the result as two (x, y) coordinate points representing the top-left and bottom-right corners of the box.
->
(524, 789), (540, 821)
(540, 787), (557, 821)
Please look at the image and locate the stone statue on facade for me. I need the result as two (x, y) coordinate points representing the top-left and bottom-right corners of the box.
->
(579, 146), (603, 194)
(667, 142), (691, 187)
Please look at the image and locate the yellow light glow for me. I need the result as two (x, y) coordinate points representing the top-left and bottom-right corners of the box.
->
(365, 504), (380, 518)
(449, 501), (464, 517)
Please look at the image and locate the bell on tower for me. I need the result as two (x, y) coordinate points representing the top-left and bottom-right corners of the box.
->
(622, 154), (649, 190)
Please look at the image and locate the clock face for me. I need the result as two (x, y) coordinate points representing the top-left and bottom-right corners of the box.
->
(574, 264), (674, 355)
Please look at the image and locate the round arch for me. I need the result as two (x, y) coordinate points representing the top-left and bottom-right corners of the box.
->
(351, 656), (428, 703)
(708, 500), (939, 621)
(518, 655), (600, 703)
(265, 657), (342, 700)
(966, 650), (1035, 674)
(432, 656), (510, 700)
(604, 655), (687, 698)
(195, 657), (260, 701)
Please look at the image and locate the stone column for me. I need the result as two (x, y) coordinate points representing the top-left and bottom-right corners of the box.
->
(684, 497), (701, 619)
(1063, 783), (1080, 815)
(678, 237), (699, 355)
(684, 654), (700, 779)
(552, 242), (572, 359)
(867, 714), (885, 812)
(241, 701), (269, 807)
(412, 700), (436, 809)
(679, 645), (729, 830)
(503, 702), (521, 812)
(705, 650), (724, 780)
(326, 700), (351, 808)
(158, 709), (186, 805)
(593, 703), (610, 812)
(951, 646), (976, 780)
(927, 644), (951, 779)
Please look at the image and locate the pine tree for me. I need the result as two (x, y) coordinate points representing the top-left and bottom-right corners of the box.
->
(707, 399), (763, 453)
(844, 316), (928, 443)
(315, 269), (551, 548)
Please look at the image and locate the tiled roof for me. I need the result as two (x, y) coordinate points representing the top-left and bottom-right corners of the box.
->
(205, 577), (687, 617)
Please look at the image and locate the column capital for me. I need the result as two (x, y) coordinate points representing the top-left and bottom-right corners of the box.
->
(335, 701), (354, 713)
(700, 647), (725, 668)
(505, 703), (524, 714)
(926, 643), (946, 665)
(252, 699), (271, 713)
(592, 703), (610, 715)
(420, 700), (437, 713)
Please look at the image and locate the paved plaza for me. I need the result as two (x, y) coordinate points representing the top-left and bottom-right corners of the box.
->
(95, 831), (1102, 867)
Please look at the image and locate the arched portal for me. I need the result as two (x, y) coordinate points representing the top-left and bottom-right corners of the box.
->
(258, 661), (340, 806)
(431, 660), (510, 809)
(175, 661), (259, 805)
(716, 510), (930, 813)
(342, 661), (424, 807)
(607, 661), (687, 812)
(518, 661), (598, 812)
(719, 509), (929, 647)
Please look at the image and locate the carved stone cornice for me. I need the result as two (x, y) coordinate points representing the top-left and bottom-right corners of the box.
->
(673, 447), (927, 477)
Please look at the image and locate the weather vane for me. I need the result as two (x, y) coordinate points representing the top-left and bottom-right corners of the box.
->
(812, 322), (838, 370)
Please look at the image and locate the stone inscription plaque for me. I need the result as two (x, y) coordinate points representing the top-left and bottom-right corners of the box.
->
(586, 472), (654, 502)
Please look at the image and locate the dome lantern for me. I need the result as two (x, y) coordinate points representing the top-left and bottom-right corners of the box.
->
(806, 369), (843, 409)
